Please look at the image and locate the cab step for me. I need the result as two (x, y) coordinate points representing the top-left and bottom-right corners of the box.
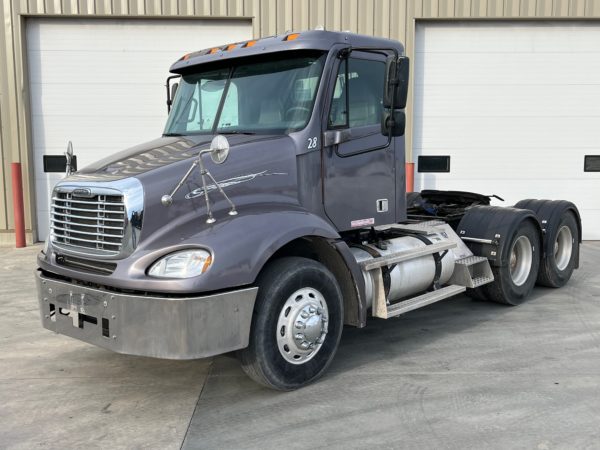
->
(448, 255), (494, 288)
(383, 285), (467, 319)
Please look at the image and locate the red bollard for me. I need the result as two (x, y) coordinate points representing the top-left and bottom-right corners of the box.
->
(11, 162), (26, 248)
(405, 162), (415, 193)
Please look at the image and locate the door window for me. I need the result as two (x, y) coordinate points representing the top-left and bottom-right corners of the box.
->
(328, 57), (385, 129)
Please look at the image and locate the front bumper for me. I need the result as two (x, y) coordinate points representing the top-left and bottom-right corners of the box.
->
(36, 270), (258, 359)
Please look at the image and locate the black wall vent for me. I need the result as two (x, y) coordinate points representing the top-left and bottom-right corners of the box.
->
(43, 155), (77, 173)
(418, 155), (450, 173)
(584, 155), (600, 172)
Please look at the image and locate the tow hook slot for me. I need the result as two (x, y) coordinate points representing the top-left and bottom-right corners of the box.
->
(57, 306), (99, 329)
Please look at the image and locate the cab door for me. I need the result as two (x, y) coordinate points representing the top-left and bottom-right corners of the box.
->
(322, 52), (396, 231)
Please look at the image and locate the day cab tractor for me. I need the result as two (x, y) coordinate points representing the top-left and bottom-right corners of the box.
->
(36, 30), (581, 390)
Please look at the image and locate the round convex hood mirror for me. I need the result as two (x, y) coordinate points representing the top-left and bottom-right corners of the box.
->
(210, 135), (230, 164)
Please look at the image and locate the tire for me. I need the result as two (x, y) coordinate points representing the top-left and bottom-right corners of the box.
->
(238, 257), (344, 391)
(537, 211), (578, 288)
(465, 286), (488, 302)
(481, 220), (541, 306)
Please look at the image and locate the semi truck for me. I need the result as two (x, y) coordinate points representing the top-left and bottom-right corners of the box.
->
(36, 30), (581, 390)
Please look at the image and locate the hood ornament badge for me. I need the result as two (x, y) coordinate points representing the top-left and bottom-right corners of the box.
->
(161, 135), (237, 223)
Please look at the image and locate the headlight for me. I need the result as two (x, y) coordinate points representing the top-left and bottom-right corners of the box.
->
(148, 249), (213, 279)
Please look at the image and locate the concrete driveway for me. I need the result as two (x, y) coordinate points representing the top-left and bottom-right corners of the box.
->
(1, 243), (599, 449)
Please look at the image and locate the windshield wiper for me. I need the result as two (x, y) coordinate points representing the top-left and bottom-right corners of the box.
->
(163, 132), (186, 137)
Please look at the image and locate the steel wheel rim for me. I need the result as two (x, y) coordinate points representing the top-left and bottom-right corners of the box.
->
(554, 225), (573, 271)
(276, 287), (329, 365)
(509, 235), (533, 286)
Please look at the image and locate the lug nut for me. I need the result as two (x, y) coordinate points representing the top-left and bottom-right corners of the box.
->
(309, 306), (316, 314)
(301, 312), (309, 319)
(295, 333), (304, 340)
(295, 321), (304, 329)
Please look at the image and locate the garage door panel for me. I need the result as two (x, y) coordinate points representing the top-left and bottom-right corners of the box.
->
(29, 18), (252, 240)
(414, 151), (599, 180)
(414, 84), (600, 117)
(414, 116), (600, 150)
(31, 115), (164, 162)
(415, 53), (600, 86)
(30, 83), (162, 117)
(27, 19), (250, 52)
(416, 22), (600, 53)
(414, 22), (600, 240)
(27, 50), (183, 83)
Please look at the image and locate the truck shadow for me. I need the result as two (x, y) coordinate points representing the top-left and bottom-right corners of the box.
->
(180, 287), (569, 448)
(204, 287), (553, 390)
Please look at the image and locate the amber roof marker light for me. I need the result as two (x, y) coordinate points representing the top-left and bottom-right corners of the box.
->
(284, 33), (300, 41)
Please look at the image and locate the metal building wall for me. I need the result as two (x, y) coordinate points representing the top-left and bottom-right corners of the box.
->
(1, 0), (599, 240)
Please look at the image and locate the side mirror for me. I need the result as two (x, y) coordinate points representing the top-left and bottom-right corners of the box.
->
(210, 135), (230, 164)
(381, 110), (406, 137)
(166, 75), (181, 113)
(170, 83), (179, 103)
(383, 56), (409, 109)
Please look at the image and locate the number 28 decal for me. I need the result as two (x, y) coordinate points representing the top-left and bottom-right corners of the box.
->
(307, 137), (318, 149)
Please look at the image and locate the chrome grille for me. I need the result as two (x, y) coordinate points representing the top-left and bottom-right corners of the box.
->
(51, 192), (126, 255)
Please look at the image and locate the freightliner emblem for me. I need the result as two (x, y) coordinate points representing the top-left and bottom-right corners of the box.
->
(72, 188), (93, 198)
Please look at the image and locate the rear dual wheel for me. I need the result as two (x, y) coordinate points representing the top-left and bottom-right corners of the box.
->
(536, 211), (578, 288)
(475, 220), (541, 306)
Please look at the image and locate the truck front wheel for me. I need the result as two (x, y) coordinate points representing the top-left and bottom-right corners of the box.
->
(238, 257), (344, 390)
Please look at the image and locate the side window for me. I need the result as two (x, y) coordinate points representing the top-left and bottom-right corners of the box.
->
(328, 57), (385, 129)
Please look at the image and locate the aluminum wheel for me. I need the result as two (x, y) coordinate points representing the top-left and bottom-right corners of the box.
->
(509, 235), (533, 286)
(553, 225), (573, 271)
(276, 287), (329, 365)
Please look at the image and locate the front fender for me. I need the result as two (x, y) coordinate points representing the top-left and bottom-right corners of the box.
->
(40, 206), (341, 294)
(145, 206), (342, 292)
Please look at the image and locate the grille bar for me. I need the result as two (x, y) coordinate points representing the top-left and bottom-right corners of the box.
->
(51, 210), (125, 223)
(51, 191), (126, 255)
(51, 218), (124, 230)
(51, 205), (124, 214)
(51, 225), (124, 239)
(51, 196), (125, 206)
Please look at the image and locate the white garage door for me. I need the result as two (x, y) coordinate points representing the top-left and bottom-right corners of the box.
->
(413, 22), (600, 240)
(28, 18), (252, 240)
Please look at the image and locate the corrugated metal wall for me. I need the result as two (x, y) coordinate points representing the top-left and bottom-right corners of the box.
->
(1, 0), (600, 238)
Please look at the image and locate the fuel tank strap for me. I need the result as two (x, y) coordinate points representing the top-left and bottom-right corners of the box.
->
(410, 234), (446, 291)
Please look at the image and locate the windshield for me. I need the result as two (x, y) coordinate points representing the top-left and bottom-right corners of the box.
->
(164, 51), (327, 136)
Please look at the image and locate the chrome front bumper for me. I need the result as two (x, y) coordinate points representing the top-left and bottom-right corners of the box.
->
(36, 271), (258, 359)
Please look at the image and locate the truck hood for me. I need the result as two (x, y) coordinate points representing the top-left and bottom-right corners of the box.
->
(75, 134), (285, 180)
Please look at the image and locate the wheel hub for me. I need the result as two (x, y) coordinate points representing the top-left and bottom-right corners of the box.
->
(276, 288), (329, 364)
(509, 235), (533, 286)
(554, 225), (573, 271)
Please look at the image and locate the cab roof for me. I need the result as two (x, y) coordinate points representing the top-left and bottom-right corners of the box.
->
(169, 30), (404, 74)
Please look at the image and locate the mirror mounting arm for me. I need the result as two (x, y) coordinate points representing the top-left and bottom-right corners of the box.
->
(165, 75), (181, 113)
(64, 141), (74, 177)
